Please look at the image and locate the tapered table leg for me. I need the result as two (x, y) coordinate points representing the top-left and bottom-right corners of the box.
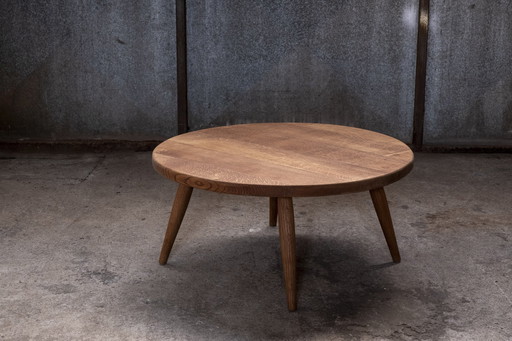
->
(370, 187), (401, 263)
(159, 184), (193, 265)
(277, 197), (297, 311)
(269, 197), (278, 227)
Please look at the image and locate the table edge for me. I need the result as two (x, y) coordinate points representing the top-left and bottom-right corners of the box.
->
(152, 156), (414, 197)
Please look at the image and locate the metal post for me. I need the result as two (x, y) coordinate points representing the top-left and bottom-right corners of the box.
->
(176, 0), (188, 135)
(412, 0), (430, 150)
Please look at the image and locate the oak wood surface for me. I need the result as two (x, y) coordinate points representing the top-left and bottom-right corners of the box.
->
(370, 187), (401, 263)
(278, 197), (297, 311)
(159, 184), (193, 265)
(153, 123), (414, 197)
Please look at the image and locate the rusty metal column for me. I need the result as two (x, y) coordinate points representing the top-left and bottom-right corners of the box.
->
(412, 0), (430, 150)
(176, 0), (188, 135)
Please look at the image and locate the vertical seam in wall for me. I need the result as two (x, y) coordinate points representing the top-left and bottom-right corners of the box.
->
(176, 0), (188, 135)
(412, 0), (430, 150)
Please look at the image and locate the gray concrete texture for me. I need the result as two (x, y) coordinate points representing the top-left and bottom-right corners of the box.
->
(425, 0), (512, 146)
(1, 152), (511, 340)
(0, 0), (176, 140)
(188, 0), (418, 142)
(2, 1), (512, 146)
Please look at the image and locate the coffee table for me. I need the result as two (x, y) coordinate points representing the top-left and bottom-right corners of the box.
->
(152, 123), (414, 311)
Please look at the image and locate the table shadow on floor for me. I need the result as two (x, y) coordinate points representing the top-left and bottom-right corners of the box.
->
(119, 234), (451, 340)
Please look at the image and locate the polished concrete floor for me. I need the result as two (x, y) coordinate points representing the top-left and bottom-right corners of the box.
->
(1, 152), (511, 340)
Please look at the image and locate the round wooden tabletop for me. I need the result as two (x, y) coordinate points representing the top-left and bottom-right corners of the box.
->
(152, 123), (414, 197)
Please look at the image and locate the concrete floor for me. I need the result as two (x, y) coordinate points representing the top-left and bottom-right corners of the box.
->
(0, 152), (511, 340)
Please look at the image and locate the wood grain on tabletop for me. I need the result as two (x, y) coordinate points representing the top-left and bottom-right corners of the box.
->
(152, 123), (414, 197)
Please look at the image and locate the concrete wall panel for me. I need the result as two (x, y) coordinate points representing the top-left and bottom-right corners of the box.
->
(0, 1), (176, 140)
(3, 1), (510, 147)
(187, 1), (418, 142)
(425, 0), (512, 146)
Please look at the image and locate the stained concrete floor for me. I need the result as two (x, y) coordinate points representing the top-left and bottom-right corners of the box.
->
(0, 152), (511, 340)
